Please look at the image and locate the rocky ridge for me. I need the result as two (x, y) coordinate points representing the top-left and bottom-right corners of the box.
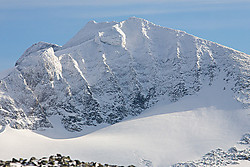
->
(0, 17), (249, 132)
(172, 133), (250, 167)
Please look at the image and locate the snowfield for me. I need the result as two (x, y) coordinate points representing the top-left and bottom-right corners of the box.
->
(0, 84), (249, 166)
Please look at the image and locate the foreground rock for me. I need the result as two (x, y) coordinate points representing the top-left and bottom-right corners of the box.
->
(0, 154), (135, 167)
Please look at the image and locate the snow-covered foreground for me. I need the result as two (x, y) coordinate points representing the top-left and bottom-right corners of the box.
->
(0, 85), (249, 167)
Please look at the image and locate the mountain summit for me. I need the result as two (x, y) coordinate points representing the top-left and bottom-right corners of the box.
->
(0, 17), (249, 132)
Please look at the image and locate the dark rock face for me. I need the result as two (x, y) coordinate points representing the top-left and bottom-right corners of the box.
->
(0, 18), (249, 132)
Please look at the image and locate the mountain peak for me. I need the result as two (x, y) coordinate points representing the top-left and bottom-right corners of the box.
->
(63, 20), (118, 49)
(0, 18), (249, 132)
(62, 17), (186, 51)
(126, 16), (148, 22)
(86, 20), (97, 25)
(62, 17), (155, 49)
(15, 41), (61, 66)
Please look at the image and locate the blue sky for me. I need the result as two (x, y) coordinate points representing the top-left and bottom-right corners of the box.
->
(0, 0), (249, 72)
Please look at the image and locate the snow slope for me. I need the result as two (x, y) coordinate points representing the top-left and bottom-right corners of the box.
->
(0, 83), (249, 166)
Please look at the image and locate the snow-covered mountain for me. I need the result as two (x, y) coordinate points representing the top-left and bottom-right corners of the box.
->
(0, 17), (249, 132)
